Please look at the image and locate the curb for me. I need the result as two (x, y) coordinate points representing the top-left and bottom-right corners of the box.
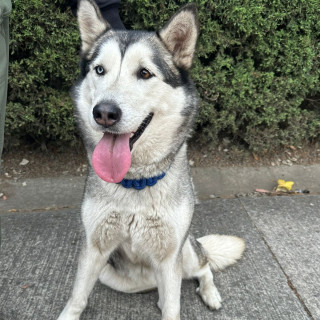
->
(1, 164), (320, 213)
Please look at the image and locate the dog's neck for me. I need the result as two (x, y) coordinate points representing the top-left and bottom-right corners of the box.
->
(124, 154), (173, 180)
(124, 141), (187, 180)
(114, 142), (187, 190)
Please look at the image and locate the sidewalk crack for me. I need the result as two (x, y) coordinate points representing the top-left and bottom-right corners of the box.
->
(238, 198), (314, 320)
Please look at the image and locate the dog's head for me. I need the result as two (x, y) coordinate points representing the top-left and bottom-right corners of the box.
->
(75, 0), (199, 183)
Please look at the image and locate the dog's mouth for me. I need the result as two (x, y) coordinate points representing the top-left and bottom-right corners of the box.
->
(92, 113), (154, 183)
(129, 113), (153, 151)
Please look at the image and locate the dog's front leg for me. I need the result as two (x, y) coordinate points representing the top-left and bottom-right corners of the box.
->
(57, 244), (109, 320)
(156, 255), (183, 320)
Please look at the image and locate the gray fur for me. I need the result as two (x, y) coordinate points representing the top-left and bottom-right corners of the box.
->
(58, 2), (245, 320)
(189, 234), (208, 268)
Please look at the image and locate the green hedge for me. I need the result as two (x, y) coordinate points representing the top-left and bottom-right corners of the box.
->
(5, 0), (320, 152)
(6, 0), (79, 148)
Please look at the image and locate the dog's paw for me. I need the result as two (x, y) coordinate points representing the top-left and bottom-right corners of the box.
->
(196, 284), (222, 310)
(57, 303), (81, 320)
(57, 314), (79, 320)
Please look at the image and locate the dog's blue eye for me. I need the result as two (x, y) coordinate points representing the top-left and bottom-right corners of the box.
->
(95, 65), (105, 76)
(139, 68), (153, 80)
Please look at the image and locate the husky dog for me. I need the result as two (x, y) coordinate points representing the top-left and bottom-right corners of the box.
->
(58, 1), (245, 319)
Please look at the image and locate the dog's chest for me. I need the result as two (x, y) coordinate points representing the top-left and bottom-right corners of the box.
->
(92, 210), (176, 262)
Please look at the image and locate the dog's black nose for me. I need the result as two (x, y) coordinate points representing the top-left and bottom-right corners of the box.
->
(93, 102), (122, 127)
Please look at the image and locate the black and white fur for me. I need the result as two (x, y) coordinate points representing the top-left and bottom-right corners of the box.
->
(58, 1), (245, 319)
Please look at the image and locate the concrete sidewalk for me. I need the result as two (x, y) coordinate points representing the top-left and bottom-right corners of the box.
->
(1, 164), (320, 213)
(0, 170), (320, 319)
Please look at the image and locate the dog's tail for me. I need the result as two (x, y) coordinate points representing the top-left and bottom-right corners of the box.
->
(197, 235), (245, 271)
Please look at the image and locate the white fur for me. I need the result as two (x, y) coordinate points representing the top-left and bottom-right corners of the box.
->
(57, 2), (245, 320)
(76, 39), (188, 169)
(198, 235), (246, 271)
(77, 0), (109, 52)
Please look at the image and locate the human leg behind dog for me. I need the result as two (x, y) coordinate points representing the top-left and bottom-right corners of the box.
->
(69, 0), (125, 29)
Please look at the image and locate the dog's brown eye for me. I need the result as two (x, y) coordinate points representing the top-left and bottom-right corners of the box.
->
(139, 68), (153, 80)
(95, 65), (105, 76)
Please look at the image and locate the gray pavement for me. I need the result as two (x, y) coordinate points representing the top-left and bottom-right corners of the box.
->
(0, 167), (320, 320)
(1, 164), (320, 213)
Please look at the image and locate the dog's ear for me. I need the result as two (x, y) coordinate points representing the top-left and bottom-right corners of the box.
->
(158, 3), (199, 70)
(77, 0), (111, 52)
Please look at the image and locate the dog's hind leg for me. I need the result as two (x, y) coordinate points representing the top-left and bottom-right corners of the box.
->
(99, 249), (157, 293)
(99, 262), (157, 293)
(182, 234), (245, 310)
(182, 235), (222, 310)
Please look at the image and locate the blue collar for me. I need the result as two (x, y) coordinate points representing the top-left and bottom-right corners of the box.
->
(118, 172), (166, 190)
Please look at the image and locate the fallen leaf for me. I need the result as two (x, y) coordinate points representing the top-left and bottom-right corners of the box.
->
(252, 153), (259, 161)
(19, 159), (29, 166)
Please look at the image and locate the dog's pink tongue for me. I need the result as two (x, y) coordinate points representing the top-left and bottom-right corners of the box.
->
(92, 133), (131, 183)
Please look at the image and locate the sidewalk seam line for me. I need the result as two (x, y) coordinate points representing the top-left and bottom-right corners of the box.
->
(238, 198), (314, 320)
